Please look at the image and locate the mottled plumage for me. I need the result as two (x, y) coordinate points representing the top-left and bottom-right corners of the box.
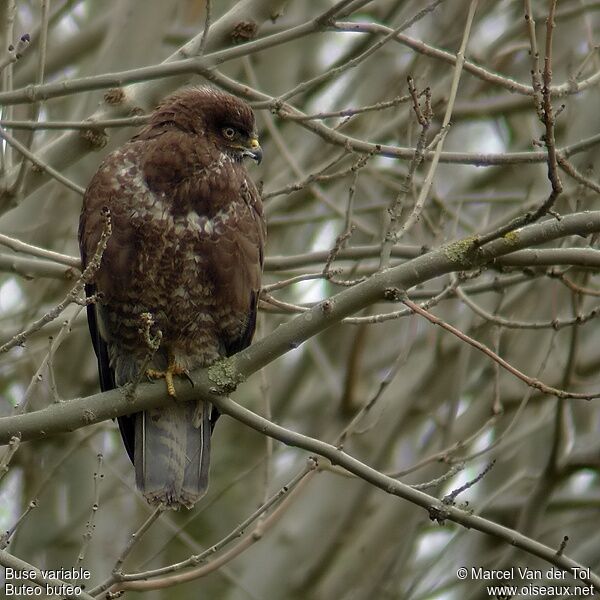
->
(79, 87), (265, 509)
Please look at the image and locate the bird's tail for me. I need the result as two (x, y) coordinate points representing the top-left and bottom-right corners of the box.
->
(134, 400), (211, 509)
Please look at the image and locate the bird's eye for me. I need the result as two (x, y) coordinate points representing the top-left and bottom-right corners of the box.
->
(222, 127), (236, 139)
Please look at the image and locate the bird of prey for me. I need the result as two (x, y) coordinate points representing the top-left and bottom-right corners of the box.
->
(79, 87), (265, 509)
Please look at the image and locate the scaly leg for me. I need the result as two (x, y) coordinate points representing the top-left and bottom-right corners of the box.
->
(146, 351), (187, 397)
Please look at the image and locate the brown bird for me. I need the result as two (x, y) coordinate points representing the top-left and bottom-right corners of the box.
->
(79, 87), (265, 509)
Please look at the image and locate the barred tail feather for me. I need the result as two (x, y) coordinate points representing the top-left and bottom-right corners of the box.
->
(135, 400), (211, 509)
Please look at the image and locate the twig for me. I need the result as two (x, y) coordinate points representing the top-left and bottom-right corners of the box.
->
(0, 252), (79, 278)
(401, 297), (594, 400)
(0, 435), (20, 482)
(112, 460), (316, 592)
(260, 292), (309, 314)
(0, 233), (81, 267)
(337, 328), (416, 447)
(12, 0), (54, 196)
(76, 453), (104, 566)
(558, 155), (600, 194)
(16, 305), (85, 414)
(262, 272), (332, 293)
(325, 166), (370, 287)
(387, 414), (498, 478)
(198, 0), (211, 56)
(265, 155), (376, 223)
(323, 227), (356, 279)
(244, 56), (375, 236)
(551, 271), (600, 297)
(395, 0), (478, 245)
(442, 460), (496, 505)
(411, 463), (465, 491)
(539, 0), (562, 203)
(0, 33), (30, 72)
(315, 0), (374, 25)
(0, 115), (150, 130)
(262, 149), (350, 201)
(455, 282), (600, 330)
(474, 0), (562, 247)
(452, 332), (557, 465)
(36, 1), (49, 86)
(524, 0), (544, 118)
(0, 208), (110, 353)
(266, 243), (422, 271)
(0, 499), (37, 549)
(288, 95), (411, 121)
(46, 335), (61, 403)
(379, 78), (432, 269)
(257, 364), (273, 521)
(112, 507), (164, 575)
(0, 126), (85, 196)
(556, 536), (569, 557)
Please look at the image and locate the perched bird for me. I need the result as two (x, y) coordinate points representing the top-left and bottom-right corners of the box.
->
(79, 87), (265, 509)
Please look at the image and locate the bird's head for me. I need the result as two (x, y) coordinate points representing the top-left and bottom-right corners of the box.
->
(142, 87), (263, 164)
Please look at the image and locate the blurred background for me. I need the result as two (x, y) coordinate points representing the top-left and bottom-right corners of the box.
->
(0, 0), (600, 598)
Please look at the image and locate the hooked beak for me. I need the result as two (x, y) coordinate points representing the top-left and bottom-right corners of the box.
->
(243, 137), (263, 164)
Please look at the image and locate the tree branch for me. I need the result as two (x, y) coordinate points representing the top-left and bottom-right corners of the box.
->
(2, 210), (600, 444)
(2, 212), (600, 589)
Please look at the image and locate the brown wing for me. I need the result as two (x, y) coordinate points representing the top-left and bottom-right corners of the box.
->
(79, 143), (152, 462)
(209, 174), (265, 356)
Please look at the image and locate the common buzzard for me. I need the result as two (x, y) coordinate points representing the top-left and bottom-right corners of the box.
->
(79, 87), (265, 509)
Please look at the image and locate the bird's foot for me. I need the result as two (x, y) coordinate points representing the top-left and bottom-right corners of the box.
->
(146, 355), (187, 397)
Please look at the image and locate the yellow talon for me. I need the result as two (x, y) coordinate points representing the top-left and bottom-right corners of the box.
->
(146, 353), (186, 397)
